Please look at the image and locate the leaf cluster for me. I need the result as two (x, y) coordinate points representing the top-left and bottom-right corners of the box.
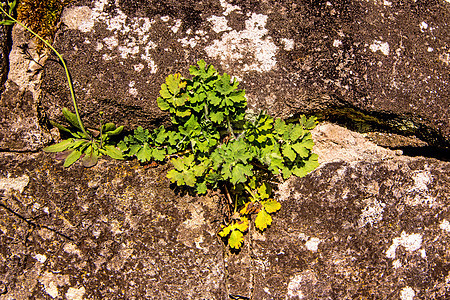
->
(43, 108), (124, 167)
(118, 125), (178, 163)
(143, 60), (320, 249)
(38, 58), (319, 250)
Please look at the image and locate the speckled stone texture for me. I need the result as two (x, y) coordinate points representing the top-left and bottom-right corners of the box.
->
(1, 0), (450, 299)
(0, 153), (226, 299)
(248, 158), (450, 299)
(1, 123), (449, 299)
(41, 0), (449, 147)
(0, 26), (51, 151)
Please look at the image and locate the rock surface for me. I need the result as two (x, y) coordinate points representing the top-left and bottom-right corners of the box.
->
(0, 0), (449, 299)
(0, 26), (51, 151)
(40, 0), (450, 147)
(0, 153), (225, 299)
(1, 123), (449, 299)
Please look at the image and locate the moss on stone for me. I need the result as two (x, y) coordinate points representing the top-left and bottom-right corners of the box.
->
(17, 0), (72, 52)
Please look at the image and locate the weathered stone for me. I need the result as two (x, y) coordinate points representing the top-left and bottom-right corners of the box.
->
(0, 153), (226, 299)
(1, 0), (449, 298)
(246, 156), (450, 299)
(0, 25), (51, 151)
(226, 123), (450, 299)
(41, 0), (449, 148)
(1, 123), (448, 299)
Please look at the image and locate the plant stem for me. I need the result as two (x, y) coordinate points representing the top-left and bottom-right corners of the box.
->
(99, 112), (104, 148)
(244, 185), (256, 200)
(227, 116), (236, 139)
(223, 183), (234, 208)
(203, 103), (210, 122)
(0, 6), (90, 138)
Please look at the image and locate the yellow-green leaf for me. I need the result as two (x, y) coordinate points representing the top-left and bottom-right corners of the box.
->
(304, 116), (317, 130)
(167, 169), (184, 185)
(257, 183), (270, 200)
(290, 125), (304, 141)
(291, 143), (309, 158)
(255, 209), (272, 231)
(63, 149), (82, 167)
(160, 84), (172, 98)
(282, 144), (296, 161)
(62, 108), (81, 130)
(228, 230), (244, 249)
(298, 139), (314, 150)
(104, 145), (124, 160)
(261, 199), (281, 213)
(218, 224), (232, 237)
(157, 97), (170, 110)
(235, 216), (249, 232)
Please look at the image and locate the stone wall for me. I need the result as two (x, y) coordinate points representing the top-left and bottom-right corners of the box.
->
(0, 0), (449, 299)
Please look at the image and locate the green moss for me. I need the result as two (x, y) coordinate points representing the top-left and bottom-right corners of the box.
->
(17, 0), (72, 51)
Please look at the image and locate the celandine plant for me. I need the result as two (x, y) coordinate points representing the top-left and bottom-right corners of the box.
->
(120, 60), (320, 249)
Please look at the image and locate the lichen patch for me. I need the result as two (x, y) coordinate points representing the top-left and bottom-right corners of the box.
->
(439, 219), (450, 232)
(304, 237), (321, 252)
(386, 231), (423, 259)
(358, 198), (386, 227)
(287, 270), (318, 299)
(0, 174), (29, 193)
(208, 15), (232, 33)
(61, 6), (93, 31)
(38, 271), (70, 299)
(204, 13), (278, 72)
(369, 40), (390, 56)
(66, 286), (86, 300)
(400, 286), (416, 300)
(405, 170), (436, 207)
(65, 0), (159, 73)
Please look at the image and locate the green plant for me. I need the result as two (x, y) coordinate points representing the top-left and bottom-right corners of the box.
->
(118, 125), (178, 163)
(43, 109), (124, 167)
(1, 0), (123, 167)
(120, 60), (320, 249)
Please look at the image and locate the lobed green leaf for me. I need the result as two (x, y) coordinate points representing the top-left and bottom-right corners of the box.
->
(104, 145), (124, 160)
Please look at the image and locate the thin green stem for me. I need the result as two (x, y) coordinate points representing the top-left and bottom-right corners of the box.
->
(98, 112), (104, 149)
(203, 103), (210, 122)
(227, 116), (236, 139)
(244, 185), (256, 200)
(0, 5), (90, 138)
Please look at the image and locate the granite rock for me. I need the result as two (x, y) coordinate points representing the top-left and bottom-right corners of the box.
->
(0, 153), (226, 299)
(1, 0), (449, 298)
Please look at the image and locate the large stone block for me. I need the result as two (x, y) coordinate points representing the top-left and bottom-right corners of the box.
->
(41, 0), (449, 147)
(226, 123), (450, 299)
(1, 123), (448, 299)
